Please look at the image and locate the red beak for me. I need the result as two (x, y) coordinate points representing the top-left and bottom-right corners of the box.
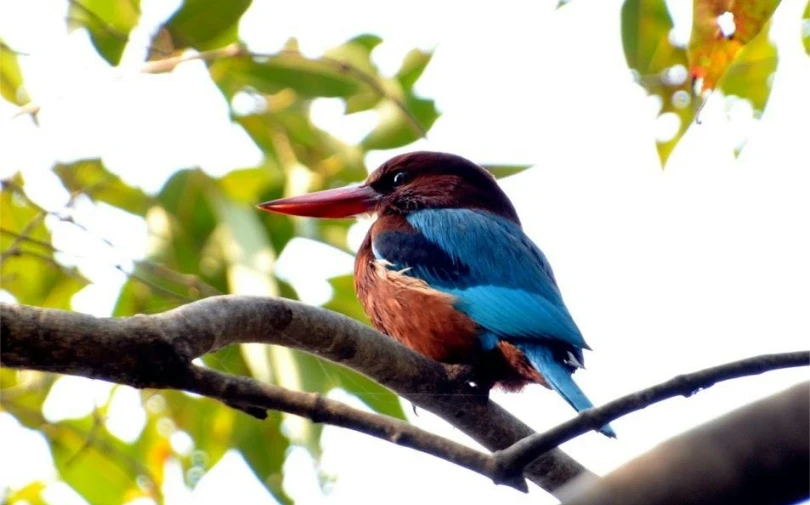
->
(256, 184), (379, 218)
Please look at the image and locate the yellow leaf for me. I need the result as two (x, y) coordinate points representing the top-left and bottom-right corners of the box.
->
(688, 0), (781, 91)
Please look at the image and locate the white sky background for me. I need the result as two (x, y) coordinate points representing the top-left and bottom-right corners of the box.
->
(1, 0), (809, 504)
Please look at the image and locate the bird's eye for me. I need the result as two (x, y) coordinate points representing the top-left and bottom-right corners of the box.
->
(392, 171), (409, 187)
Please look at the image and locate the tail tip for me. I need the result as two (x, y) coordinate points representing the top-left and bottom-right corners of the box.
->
(599, 424), (617, 439)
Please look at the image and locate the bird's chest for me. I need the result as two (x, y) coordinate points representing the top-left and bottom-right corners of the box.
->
(354, 258), (483, 364)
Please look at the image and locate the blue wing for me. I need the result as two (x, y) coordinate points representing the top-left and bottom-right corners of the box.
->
(373, 208), (589, 352)
(373, 208), (615, 437)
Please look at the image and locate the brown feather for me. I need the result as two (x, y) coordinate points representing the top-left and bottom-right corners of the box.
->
(354, 230), (548, 391)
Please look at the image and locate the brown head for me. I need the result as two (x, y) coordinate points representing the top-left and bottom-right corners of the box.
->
(257, 151), (520, 224)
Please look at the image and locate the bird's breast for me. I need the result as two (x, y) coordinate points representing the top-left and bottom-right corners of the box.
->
(355, 257), (482, 364)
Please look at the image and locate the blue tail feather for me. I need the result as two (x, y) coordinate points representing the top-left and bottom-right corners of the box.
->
(521, 344), (616, 438)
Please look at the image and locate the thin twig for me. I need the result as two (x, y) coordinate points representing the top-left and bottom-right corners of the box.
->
(491, 351), (810, 483)
(185, 366), (528, 492)
(4, 245), (192, 302)
(0, 176), (110, 265)
(0, 225), (219, 300)
(63, 406), (105, 467)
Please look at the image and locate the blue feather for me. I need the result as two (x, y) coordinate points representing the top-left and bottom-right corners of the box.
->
(372, 208), (613, 437)
(520, 344), (616, 438)
(404, 208), (588, 350)
(445, 286), (583, 347)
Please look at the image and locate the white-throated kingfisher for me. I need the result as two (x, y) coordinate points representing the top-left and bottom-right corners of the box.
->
(258, 151), (615, 437)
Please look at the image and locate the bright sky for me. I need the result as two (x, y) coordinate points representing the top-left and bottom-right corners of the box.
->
(1, 0), (809, 504)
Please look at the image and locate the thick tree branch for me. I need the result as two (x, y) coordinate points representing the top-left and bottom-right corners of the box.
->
(491, 350), (810, 481)
(557, 382), (810, 505)
(0, 297), (579, 494)
(3, 297), (807, 498)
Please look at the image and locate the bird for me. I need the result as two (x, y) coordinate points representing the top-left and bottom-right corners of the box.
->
(257, 151), (615, 437)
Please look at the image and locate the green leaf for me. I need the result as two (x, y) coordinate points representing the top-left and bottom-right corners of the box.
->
(322, 274), (367, 324)
(256, 274), (405, 459)
(221, 54), (362, 98)
(163, 348), (293, 504)
(321, 275), (406, 419)
(67, 0), (140, 65)
(53, 159), (153, 216)
(396, 49), (433, 90)
(219, 165), (296, 264)
(314, 219), (355, 252)
(54, 422), (139, 504)
(1, 177), (88, 308)
(344, 90), (382, 114)
(296, 350), (406, 421)
(218, 166), (281, 205)
(361, 95), (438, 150)
(162, 391), (237, 467)
(161, 0), (251, 51)
(114, 169), (228, 316)
(326, 34), (382, 75)
(621, 0), (693, 166)
(235, 410), (292, 504)
(481, 164), (533, 180)
(718, 22), (777, 111)
(1, 255), (87, 308)
(0, 41), (28, 105)
(112, 265), (192, 316)
(6, 412), (144, 505)
(1, 174), (48, 243)
(211, 192), (278, 296)
(157, 169), (218, 274)
(622, 0), (673, 71)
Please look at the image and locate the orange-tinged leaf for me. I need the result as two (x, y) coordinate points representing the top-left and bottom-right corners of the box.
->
(688, 0), (781, 91)
(146, 438), (171, 486)
(718, 21), (777, 111)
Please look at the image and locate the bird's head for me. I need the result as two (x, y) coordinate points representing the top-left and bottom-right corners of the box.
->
(257, 151), (520, 223)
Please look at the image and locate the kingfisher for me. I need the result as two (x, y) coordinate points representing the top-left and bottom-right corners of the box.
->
(258, 151), (615, 437)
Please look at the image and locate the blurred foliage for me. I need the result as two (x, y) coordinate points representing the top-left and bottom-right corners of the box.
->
(0, 40), (28, 105)
(801, 0), (810, 55)
(0, 0), (803, 503)
(622, 0), (783, 165)
(68, 0), (141, 65)
(687, 0), (780, 91)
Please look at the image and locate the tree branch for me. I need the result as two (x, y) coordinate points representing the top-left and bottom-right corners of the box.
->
(0, 297), (581, 494)
(183, 366), (525, 492)
(557, 382), (810, 505)
(491, 351), (810, 482)
(3, 297), (807, 497)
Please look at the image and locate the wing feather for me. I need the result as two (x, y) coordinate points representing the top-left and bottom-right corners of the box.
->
(372, 208), (588, 351)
